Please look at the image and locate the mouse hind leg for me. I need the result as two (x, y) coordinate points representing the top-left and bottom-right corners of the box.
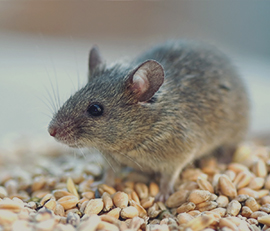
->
(195, 144), (238, 169)
(214, 145), (237, 164)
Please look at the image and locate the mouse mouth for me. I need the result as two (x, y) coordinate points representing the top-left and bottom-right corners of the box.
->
(55, 136), (79, 148)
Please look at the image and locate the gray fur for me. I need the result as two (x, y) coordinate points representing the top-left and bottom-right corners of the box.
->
(48, 40), (249, 198)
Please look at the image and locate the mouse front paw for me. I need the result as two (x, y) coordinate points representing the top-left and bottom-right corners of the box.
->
(155, 186), (174, 202)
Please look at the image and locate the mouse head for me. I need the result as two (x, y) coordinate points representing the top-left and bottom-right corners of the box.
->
(48, 46), (164, 152)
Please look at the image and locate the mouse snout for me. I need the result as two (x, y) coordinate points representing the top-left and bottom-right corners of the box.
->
(48, 125), (57, 137)
(47, 120), (79, 147)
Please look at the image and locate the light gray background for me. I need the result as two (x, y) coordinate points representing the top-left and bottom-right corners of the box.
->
(0, 1), (269, 151)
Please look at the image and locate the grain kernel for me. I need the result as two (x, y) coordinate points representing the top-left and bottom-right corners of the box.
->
(81, 191), (95, 200)
(40, 194), (54, 206)
(148, 203), (161, 218)
(261, 196), (270, 205)
(247, 218), (258, 226)
(53, 190), (73, 200)
(233, 171), (252, 189)
(216, 195), (229, 207)
(160, 217), (177, 226)
(100, 214), (121, 226)
(98, 184), (116, 195)
(260, 204), (270, 213)
(67, 177), (79, 199)
(241, 206), (253, 217)
(196, 201), (218, 212)
(79, 198), (89, 205)
(12, 220), (31, 231)
(226, 200), (241, 216)
(233, 144), (252, 163)
(248, 177), (265, 190)
(176, 202), (196, 213)
(228, 163), (249, 173)
(264, 175), (270, 190)
(141, 197), (155, 209)
(224, 170), (236, 181)
(44, 198), (57, 211)
(258, 189), (269, 198)
(187, 210), (200, 218)
(178, 181), (199, 191)
(219, 218), (238, 230)
(78, 179), (94, 193)
(149, 182), (159, 197)
(165, 190), (189, 208)
(78, 214), (100, 231)
(102, 192), (114, 212)
(35, 218), (56, 231)
(157, 201), (167, 211)
(183, 214), (215, 231)
(226, 216), (242, 226)
(135, 183), (148, 199)
(258, 215), (270, 226)
(120, 206), (139, 219)
(210, 207), (226, 217)
(0, 199), (23, 213)
(67, 212), (80, 227)
(32, 176), (46, 192)
(201, 158), (218, 175)
(97, 221), (119, 231)
(131, 191), (141, 204)
(112, 191), (129, 208)
(250, 211), (268, 219)
(107, 207), (121, 219)
(188, 190), (212, 204)
(252, 159), (267, 177)
(197, 177), (214, 193)
(182, 169), (208, 181)
(219, 174), (237, 198)
(55, 203), (65, 216)
(238, 220), (250, 231)
(245, 197), (260, 212)
(209, 193), (218, 201)
(129, 216), (145, 229)
(32, 190), (51, 199)
(129, 200), (147, 219)
(35, 209), (53, 222)
(57, 195), (79, 210)
(238, 188), (259, 199)
(0, 209), (18, 225)
(84, 198), (104, 215)
(235, 194), (249, 202)
(124, 181), (135, 189)
(176, 213), (194, 224)
(4, 178), (17, 195)
(0, 186), (8, 199)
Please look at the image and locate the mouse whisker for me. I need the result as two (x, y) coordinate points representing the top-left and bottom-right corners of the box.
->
(108, 146), (143, 171)
(43, 85), (57, 113)
(100, 153), (117, 173)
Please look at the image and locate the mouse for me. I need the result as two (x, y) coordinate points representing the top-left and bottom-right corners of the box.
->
(48, 40), (249, 201)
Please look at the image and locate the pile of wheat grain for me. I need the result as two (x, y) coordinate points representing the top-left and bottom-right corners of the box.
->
(0, 143), (270, 231)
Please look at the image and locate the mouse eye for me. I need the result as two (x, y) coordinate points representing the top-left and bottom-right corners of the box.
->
(87, 103), (104, 116)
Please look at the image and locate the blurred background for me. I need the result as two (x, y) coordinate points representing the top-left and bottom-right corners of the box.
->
(0, 1), (269, 151)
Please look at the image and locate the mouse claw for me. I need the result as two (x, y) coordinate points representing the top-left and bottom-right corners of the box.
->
(154, 186), (174, 203)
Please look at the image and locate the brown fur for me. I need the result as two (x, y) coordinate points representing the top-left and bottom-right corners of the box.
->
(48, 40), (249, 199)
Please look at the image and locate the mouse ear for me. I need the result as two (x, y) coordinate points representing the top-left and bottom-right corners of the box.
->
(88, 45), (103, 79)
(126, 60), (164, 102)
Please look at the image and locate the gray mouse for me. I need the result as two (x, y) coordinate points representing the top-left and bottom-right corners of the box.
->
(48, 40), (249, 200)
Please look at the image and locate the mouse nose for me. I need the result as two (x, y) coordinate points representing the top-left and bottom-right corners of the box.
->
(48, 126), (57, 137)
